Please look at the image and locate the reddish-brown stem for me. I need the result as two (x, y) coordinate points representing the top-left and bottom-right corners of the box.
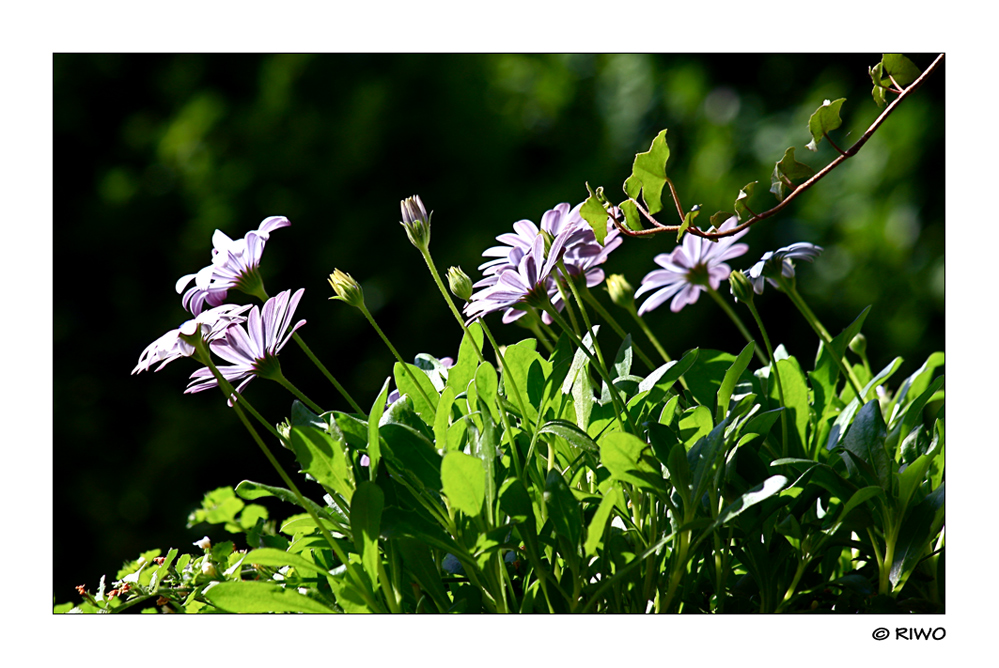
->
(824, 132), (847, 156)
(610, 53), (943, 241)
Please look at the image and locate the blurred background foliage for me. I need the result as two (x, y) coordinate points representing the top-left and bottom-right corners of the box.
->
(53, 53), (943, 600)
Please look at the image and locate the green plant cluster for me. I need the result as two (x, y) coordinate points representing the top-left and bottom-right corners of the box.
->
(57, 54), (943, 614)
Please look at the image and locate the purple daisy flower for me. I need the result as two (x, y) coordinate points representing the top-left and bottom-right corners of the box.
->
(464, 229), (572, 323)
(635, 216), (749, 315)
(747, 242), (823, 294)
(475, 202), (622, 323)
(132, 304), (252, 374)
(175, 216), (291, 315)
(184, 288), (306, 399)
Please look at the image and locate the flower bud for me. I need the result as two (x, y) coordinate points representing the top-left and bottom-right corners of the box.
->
(605, 274), (635, 308)
(400, 195), (431, 251)
(328, 269), (366, 309)
(447, 266), (473, 301)
(193, 536), (212, 551)
(848, 333), (867, 356)
(729, 269), (755, 304)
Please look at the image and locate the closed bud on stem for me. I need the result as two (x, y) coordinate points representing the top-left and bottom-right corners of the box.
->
(447, 266), (473, 301)
(606, 274), (635, 308)
(328, 269), (365, 309)
(848, 333), (867, 356)
(729, 269), (755, 304)
(400, 194), (431, 251)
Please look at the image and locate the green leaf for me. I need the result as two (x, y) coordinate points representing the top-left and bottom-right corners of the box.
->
(638, 348), (698, 405)
(709, 211), (735, 228)
(441, 452), (486, 517)
(625, 128), (671, 215)
(666, 441), (692, 506)
(619, 198), (642, 232)
(832, 486), (885, 532)
(612, 335), (633, 380)
(235, 480), (331, 520)
(188, 486), (245, 527)
(396, 538), (451, 613)
(394, 361), (439, 425)
(435, 386), (456, 451)
(806, 98), (846, 151)
(879, 54), (921, 87)
(447, 321), (484, 395)
(538, 418), (600, 452)
(504, 338), (550, 423)
(367, 377), (391, 474)
(350, 482), (384, 589)
(812, 305), (871, 406)
(379, 423), (442, 490)
(888, 375), (944, 457)
(897, 453), (932, 515)
(676, 205), (700, 242)
(687, 419), (729, 506)
(770, 357), (810, 457)
(471, 398), (499, 515)
(380, 506), (459, 554)
(890, 483), (944, 589)
(203, 581), (334, 613)
(770, 147), (815, 202)
(474, 361), (500, 423)
(717, 341), (756, 424)
(678, 405), (714, 448)
(580, 185), (609, 245)
(584, 486), (624, 557)
(244, 547), (326, 575)
(734, 181), (757, 221)
(600, 431), (667, 494)
(288, 425), (355, 504)
(712, 475), (788, 528)
(839, 400), (890, 490)
(544, 470), (583, 549)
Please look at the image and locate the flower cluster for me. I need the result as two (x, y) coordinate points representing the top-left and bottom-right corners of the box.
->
(467, 201), (621, 323)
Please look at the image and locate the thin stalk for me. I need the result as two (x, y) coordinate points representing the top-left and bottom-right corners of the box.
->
(272, 368), (324, 415)
(418, 247), (485, 363)
(527, 319), (554, 353)
(291, 333), (363, 413)
(356, 302), (436, 410)
(478, 319), (529, 478)
(557, 262), (609, 377)
(582, 288), (656, 371)
(743, 299), (789, 457)
(255, 284), (362, 414)
(706, 287), (768, 366)
(780, 279), (866, 399)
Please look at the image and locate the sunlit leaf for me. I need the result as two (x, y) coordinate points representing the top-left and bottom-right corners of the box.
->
(625, 128), (671, 215)
(806, 98), (846, 151)
(770, 147), (815, 201)
(441, 451), (486, 517)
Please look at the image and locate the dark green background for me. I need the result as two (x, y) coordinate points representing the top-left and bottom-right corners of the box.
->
(53, 54), (943, 601)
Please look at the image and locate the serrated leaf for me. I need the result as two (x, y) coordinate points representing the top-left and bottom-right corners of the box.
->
(626, 128), (671, 215)
(441, 451), (486, 517)
(676, 205), (700, 242)
(580, 185), (609, 245)
(806, 98), (846, 151)
(879, 54), (922, 87)
(734, 182), (757, 220)
(619, 199), (642, 232)
(770, 147), (816, 202)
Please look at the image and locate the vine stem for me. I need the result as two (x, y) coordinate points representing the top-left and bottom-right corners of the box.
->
(610, 54), (944, 240)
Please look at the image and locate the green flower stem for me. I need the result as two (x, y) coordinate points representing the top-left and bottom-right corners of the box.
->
(557, 262), (610, 378)
(554, 279), (581, 337)
(526, 317), (554, 353)
(706, 287), (768, 366)
(254, 285), (363, 414)
(478, 319), (530, 480)
(617, 301), (690, 392)
(780, 279), (866, 399)
(271, 367), (324, 415)
(196, 347), (384, 612)
(356, 302), (436, 410)
(540, 298), (636, 435)
(418, 247), (485, 363)
(743, 299), (789, 458)
(291, 333), (364, 414)
(581, 288), (656, 371)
